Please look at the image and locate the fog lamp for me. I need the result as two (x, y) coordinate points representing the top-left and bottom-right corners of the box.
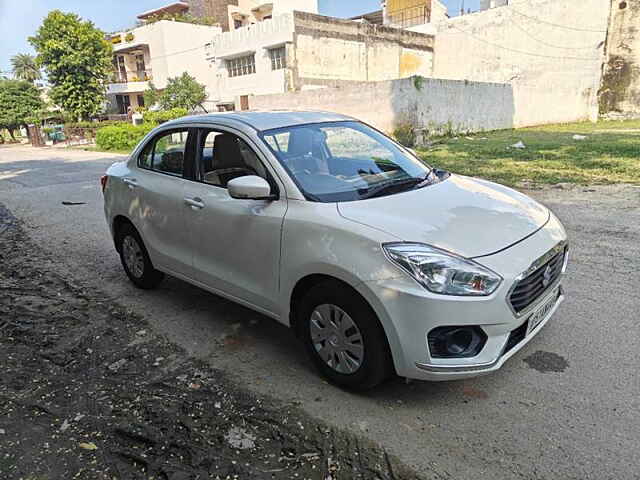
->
(428, 326), (487, 358)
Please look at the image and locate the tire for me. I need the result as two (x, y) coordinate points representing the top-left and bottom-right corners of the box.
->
(297, 280), (393, 391)
(116, 223), (164, 289)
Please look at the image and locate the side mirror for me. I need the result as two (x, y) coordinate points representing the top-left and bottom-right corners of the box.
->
(228, 175), (275, 200)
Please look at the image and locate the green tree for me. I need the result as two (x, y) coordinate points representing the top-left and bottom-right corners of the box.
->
(143, 82), (161, 109)
(11, 53), (41, 83)
(29, 10), (113, 120)
(145, 72), (207, 111)
(0, 79), (44, 141)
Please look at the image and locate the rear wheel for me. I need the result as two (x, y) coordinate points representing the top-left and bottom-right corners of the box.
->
(117, 223), (164, 289)
(297, 280), (393, 390)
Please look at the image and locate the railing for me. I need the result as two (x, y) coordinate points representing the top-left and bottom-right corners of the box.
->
(111, 70), (153, 84)
(387, 5), (431, 28)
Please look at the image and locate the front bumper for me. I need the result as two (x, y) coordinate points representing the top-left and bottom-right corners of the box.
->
(360, 213), (568, 382)
(414, 284), (564, 380)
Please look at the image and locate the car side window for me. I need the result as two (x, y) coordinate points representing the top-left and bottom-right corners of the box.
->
(138, 129), (190, 177)
(153, 131), (189, 177)
(198, 130), (268, 188)
(139, 141), (154, 169)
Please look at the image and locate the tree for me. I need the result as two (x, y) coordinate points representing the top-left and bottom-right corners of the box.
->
(143, 82), (161, 109)
(11, 53), (41, 83)
(0, 79), (44, 140)
(29, 10), (113, 120)
(145, 72), (207, 111)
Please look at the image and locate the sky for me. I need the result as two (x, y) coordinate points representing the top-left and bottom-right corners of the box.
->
(0, 0), (480, 74)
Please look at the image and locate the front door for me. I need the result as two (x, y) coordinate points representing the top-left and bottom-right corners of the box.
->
(115, 94), (131, 115)
(183, 128), (287, 315)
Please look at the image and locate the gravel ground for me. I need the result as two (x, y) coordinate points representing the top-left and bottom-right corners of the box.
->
(0, 203), (422, 480)
(1, 146), (639, 480)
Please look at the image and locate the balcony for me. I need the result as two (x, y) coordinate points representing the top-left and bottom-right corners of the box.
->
(107, 70), (153, 95)
(387, 5), (431, 28)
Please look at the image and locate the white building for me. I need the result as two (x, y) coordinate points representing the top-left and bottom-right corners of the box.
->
(106, 6), (221, 114)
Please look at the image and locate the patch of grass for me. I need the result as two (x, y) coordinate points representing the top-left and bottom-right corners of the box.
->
(417, 120), (640, 186)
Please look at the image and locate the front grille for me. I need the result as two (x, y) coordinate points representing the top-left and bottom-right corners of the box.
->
(509, 248), (565, 313)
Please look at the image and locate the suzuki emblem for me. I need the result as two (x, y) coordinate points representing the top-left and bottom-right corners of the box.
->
(542, 265), (553, 287)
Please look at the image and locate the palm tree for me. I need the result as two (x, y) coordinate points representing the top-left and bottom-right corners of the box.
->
(11, 53), (41, 83)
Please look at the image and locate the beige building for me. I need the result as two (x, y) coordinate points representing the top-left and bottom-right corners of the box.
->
(204, 10), (435, 109)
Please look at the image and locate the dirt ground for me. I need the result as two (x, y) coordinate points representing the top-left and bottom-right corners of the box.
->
(0, 203), (422, 480)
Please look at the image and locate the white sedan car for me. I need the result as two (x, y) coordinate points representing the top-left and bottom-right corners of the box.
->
(102, 111), (568, 390)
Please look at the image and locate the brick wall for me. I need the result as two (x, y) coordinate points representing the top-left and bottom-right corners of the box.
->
(186, 0), (238, 31)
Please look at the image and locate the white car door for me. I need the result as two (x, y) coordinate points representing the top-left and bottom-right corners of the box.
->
(183, 127), (287, 316)
(134, 128), (195, 276)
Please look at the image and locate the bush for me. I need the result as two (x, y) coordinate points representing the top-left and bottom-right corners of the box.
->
(392, 123), (416, 148)
(96, 123), (154, 151)
(143, 108), (188, 125)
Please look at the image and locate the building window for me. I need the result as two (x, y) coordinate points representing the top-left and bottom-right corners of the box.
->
(269, 47), (286, 71)
(135, 54), (146, 80)
(227, 54), (256, 77)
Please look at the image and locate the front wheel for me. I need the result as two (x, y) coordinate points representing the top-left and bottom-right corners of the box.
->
(297, 281), (393, 390)
(117, 223), (164, 289)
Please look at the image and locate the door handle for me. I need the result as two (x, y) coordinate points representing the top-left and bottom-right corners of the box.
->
(184, 197), (205, 210)
(123, 178), (138, 189)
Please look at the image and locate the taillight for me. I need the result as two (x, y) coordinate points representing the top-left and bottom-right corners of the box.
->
(100, 175), (108, 193)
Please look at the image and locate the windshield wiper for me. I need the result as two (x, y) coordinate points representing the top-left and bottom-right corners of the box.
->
(359, 173), (430, 200)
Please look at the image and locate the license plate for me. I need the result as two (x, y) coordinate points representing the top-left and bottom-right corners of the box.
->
(527, 287), (559, 336)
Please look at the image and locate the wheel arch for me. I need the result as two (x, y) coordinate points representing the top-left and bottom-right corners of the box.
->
(112, 215), (136, 253)
(287, 272), (402, 375)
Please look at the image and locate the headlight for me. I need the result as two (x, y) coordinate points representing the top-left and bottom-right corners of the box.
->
(383, 243), (502, 296)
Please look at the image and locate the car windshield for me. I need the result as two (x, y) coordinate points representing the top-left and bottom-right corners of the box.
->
(261, 121), (433, 202)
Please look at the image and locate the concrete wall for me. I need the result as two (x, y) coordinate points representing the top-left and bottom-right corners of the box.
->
(292, 12), (435, 86)
(433, 0), (610, 126)
(599, 0), (640, 117)
(248, 76), (515, 136)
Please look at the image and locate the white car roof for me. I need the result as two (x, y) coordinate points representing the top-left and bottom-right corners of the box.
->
(170, 110), (355, 132)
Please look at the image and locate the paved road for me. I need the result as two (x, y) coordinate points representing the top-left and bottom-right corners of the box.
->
(1, 145), (639, 480)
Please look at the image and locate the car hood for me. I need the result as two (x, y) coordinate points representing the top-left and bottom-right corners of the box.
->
(337, 174), (550, 258)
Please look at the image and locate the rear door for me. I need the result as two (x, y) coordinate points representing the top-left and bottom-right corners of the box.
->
(183, 127), (287, 315)
(133, 128), (195, 276)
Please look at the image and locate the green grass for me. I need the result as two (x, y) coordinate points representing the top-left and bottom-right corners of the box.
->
(417, 120), (640, 186)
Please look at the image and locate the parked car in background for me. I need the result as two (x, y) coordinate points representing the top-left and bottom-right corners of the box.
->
(102, 111), (568, 390)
